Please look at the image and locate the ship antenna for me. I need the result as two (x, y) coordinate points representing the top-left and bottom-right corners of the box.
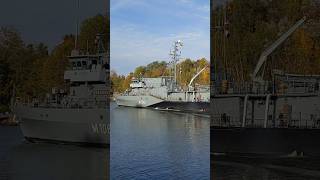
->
(75, 0), (80, 50)
(86, 39), (89, 54)
(169, 40), (183, 89)
(96, 34), (106, 54)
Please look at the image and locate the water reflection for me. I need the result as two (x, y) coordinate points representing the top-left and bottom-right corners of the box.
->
(8, 142), (109, 180)
(212, 156), (320, 180)
(111, 103), (210, 179)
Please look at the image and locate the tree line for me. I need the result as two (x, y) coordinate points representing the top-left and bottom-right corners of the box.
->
(0, 14), (109, 112)
(111, 58), (210, 93)
(212, 0), (320, 82)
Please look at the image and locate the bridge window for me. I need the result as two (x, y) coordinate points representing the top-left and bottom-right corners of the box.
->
(72, 62), (77, 69)
(82, 61), (87, 69)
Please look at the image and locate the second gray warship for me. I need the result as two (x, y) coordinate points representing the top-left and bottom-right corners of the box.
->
(116, 41), (210, 113)
(211, 16), (320, 157)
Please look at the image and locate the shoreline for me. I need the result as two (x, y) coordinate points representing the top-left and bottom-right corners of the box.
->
(0, 115), (19, 126)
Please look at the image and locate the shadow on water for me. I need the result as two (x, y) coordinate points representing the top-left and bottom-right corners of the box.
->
(8, 143), (109, 180)
(211, 155), (320, 180)
(0, 126), (109, 180)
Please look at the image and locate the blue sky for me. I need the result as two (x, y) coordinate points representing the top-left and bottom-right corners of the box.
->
(111, 0), (210, 75)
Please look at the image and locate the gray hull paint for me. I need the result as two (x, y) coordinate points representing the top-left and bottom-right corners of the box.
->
(15, 105), (109, 146)
(151, 101), (210, 114)
(116, 95), (164, 107)
(211, 127), (320, 157)
(210, 95), (320, 156)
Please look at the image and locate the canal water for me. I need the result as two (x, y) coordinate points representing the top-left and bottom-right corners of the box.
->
(110, 102), (210, 179)
(0, 126), (109, 180)
(0, 102), (209, 180)
(1, 105), (320, 179)
(2, 104), (320, 180)
(212, 157), (320, 180)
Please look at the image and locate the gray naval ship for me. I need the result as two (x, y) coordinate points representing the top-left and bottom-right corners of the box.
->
(211, 17), (320, 157)
(116, 41), (210, 113)
(15, 34), (109, 146)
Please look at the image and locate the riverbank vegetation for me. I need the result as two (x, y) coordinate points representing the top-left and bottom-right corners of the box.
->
(111, 58), (210, 93)
(0, 14), (109, 112)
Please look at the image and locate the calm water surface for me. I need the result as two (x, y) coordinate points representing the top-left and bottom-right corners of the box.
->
(110, 102), (210, 179)
(0, 126), (109, 180)
(212, 158), (320, 180)
(1, 106), (320, 179)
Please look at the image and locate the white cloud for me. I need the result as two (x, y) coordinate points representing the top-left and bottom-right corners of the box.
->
(110, 0), (210, 75)
(110, 0), (147, 12)
(111, 24), (209, 75)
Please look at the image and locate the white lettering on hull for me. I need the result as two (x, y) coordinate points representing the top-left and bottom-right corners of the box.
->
(91, 123), (109, 135)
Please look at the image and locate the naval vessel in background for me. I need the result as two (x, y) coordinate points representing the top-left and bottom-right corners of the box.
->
(15, 34), (110, 146)
(116, 41), (210, 113)
(211, 16), (320, 157)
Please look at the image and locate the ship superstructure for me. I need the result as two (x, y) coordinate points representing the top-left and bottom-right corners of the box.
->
(15, 34), (109, 146)
(115, 41), (210, 113)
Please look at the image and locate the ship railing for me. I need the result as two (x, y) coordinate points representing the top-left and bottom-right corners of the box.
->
(17, 97), (108, 109)
(210, 114), (242, 127)
(274, 112), (320, 129)
(211, 78), (320, 95)
(211, 81), (272, 95)
(211, 113), (320, 129)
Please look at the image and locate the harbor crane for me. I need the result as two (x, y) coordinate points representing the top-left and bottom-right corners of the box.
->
(252, 16), (306, 83)
(188, 65), (209, 91)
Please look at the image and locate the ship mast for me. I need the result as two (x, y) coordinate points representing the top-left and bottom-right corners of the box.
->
(75, 0), (80, 50)
(71, 0), (80, 56)
(169, 40), (183, 89)
(95, 33), (106, 54)
(212, 2), (230, 88)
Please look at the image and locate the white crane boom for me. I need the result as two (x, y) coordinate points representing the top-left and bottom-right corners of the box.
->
(188, 65), (208, 90)
(252, 16), (306, 81)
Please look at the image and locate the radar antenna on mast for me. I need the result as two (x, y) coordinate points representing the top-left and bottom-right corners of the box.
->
(169, 40), (183, 88)
(95, 33), (106, 54)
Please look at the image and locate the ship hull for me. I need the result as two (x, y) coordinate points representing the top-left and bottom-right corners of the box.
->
(151, 101), (210, 114)
(116, 95), (164, 107)
(211, 126), (320, 157)
(116, 95), (210, 113)
(15, 105), (109, 146)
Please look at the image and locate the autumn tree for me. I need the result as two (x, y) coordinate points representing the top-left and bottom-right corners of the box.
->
(0, 14), (110, 112)
(212, 0), (320, 82)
